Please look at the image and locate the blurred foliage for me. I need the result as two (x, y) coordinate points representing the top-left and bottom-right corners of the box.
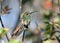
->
(9, 39), (22, 43)
(43, 10), (60, 40)
(44, 10), (53, 21)
(22, 0), (31, 5)
(0, 28), (9, 38)
(53, 16), (60, 24)
(43, 39), (52, 43)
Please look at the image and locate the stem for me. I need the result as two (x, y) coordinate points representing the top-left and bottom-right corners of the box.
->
(22, 29), (25, 41)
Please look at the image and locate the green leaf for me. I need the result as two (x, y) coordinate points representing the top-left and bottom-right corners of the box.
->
(53, 16), (60, 24)
(0, 28), (9, 38)
(45, 34), (50, 39)
(43, 39), (52, 43)
(44, 10), (53, 20)
(9, 39), (22, 43)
